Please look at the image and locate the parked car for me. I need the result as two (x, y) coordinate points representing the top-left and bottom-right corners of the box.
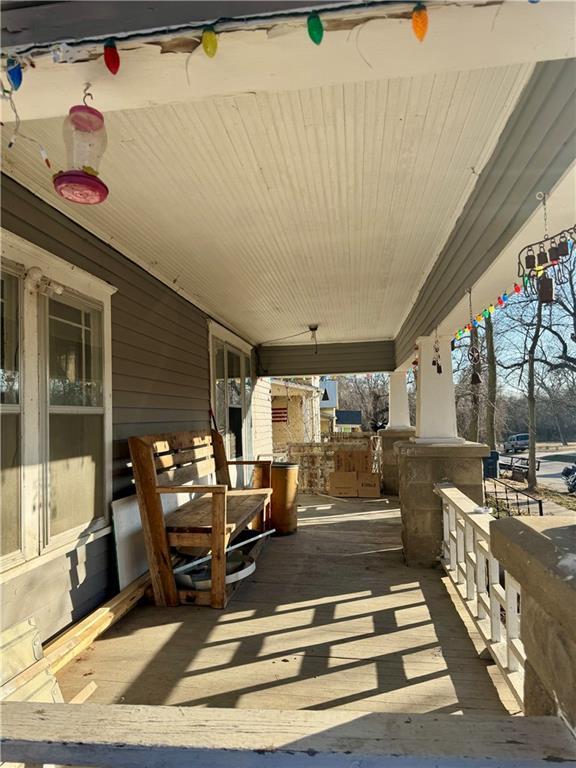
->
(503, 433), (529, 453)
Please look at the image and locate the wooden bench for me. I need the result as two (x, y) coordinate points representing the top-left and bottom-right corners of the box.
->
(128, 429), (272, 609)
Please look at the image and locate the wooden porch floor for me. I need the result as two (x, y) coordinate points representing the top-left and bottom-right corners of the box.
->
(58, 495), (519, 715)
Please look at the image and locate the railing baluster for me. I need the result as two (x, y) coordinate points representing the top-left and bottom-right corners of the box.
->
(505, 573), (521, 672)
(435, 483), (524, 710)
(464, 518), (475, 601)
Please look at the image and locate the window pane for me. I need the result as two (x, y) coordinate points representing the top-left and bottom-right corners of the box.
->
(49, 414), (104, 536)
(228, 351), (242, 457)
(1, 413), (21, 555)
(244, 356), (253, 458)
(1, 273), (19, 405)
(49, 299), (103, 406)
(214, 341), (226, 433)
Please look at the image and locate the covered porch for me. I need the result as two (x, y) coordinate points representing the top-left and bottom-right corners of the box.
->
(56, 494), (518, 715)
(1, 0), (576, 763)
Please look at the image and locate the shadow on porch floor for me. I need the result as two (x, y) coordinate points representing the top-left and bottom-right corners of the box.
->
(58, 494), (519, 715)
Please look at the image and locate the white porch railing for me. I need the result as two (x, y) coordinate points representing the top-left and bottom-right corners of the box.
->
(435, 483), (525, 709)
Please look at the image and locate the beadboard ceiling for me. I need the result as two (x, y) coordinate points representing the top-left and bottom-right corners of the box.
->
(2, 62), (535, 345)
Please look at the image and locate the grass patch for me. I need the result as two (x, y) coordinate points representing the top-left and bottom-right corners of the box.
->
(535, 487), (576, 513)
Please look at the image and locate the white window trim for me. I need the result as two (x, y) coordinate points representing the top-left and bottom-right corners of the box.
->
(1, 229), (116, 578)
(208, 320), (254, 460)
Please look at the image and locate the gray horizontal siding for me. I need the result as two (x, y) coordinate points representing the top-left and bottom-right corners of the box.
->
(396, 58), (576, 364)
(2, 174), (211, 500)
(1, 174), (211, 640)
(258, 340), (395, 376)
(1, 536), (110, 643)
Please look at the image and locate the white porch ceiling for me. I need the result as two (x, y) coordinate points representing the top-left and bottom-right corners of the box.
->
(2, 63), (533, 344)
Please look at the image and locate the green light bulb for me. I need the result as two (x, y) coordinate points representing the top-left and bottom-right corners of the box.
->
(307, 12), (324, 45)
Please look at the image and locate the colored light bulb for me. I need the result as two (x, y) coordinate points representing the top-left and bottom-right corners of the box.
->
(104, 39), (120, 74)
(514, 283), (522, 294)
(502, 292), (508, 302)
(483, 309), (490, 319)
(202, 27), (218, 57)
(489, 304), (495, 314)
(497, 296), (504, 307)
(7, 58), (22, 90)
(412, 2), (428, 42)
(307, 12), (324, 45)
(473, 319), (479, 328)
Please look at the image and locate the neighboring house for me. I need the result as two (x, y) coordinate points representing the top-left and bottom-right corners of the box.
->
(335, 409), (363, 433)
(319, 378), (338, 435)
(271, 378), (321, 458)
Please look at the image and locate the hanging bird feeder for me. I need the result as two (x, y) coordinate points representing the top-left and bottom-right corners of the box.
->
(53, 101), (109, 205)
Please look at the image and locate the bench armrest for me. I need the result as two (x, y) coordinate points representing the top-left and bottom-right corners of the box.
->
(228, 488), (273, 496)
(155, 485), (227, 494)
(227, 460), (272, 466)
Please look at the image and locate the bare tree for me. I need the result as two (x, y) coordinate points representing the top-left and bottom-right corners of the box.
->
(485, 313), (497, 450)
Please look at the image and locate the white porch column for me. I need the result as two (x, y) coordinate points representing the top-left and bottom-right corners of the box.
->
(415, 335), (463, 443)
(387, 371), (411, 429)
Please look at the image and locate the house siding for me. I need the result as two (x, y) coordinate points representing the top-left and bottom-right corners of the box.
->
(252, 377), (273, 460)
(1, 174), (211, 641)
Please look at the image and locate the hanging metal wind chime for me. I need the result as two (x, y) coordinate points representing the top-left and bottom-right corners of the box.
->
(517, 192), (574, 303)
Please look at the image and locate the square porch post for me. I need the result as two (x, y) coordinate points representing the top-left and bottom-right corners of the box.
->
(394, 335), (489, 567)
(378, 371), (414, 495)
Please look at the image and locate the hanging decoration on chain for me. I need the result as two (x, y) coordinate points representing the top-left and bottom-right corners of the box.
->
(517, 192), (574, 303)
(53, 84), (109, 205)
(431, 329), (442, 375)
(453, 193), (574, 341)
(467, 289), (482, 386)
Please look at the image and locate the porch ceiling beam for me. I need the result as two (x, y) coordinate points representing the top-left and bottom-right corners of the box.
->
(257, 340), (395, 376)
(395, 57), (576, 366)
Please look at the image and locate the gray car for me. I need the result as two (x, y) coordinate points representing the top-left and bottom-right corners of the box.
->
(503, 433), (529, 453)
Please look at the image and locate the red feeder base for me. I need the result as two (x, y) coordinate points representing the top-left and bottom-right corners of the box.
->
(53, 170), (109, 204)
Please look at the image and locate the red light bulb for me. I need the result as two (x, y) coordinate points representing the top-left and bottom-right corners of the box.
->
(513, 283), (522, 294)
(104, 39), (120, 75)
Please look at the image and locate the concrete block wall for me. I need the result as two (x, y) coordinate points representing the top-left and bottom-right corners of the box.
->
(288, 434), (382, 493)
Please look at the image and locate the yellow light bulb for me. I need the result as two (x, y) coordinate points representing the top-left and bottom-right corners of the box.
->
(202, 27), (218, 58)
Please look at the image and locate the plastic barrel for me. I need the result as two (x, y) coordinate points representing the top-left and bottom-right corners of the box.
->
(270, 462), (299, 535)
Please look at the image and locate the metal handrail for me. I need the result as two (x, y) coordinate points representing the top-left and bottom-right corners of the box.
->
(484, 477), (543, 517)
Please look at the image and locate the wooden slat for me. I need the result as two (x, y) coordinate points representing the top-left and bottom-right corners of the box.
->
(44, 571), (151, 674)
(151, 432), (211, 453)
(210, 492), (227, 609)
(128, 436), (179, 607)
(165, 493), (269, 535)
(154, 444), (214, 470)
(2, 702), (576, 767)
(211, 428), (231, 486)
(161, 457), (216, 486)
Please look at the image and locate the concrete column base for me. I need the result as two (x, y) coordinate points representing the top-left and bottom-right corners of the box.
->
(378, 427), (415, 496)
(394, 440), (489, 567)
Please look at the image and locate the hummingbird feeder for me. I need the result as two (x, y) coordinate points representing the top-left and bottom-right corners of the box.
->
(53, 100), (109, 205)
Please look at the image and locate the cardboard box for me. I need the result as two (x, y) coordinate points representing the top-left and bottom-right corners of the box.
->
(329, 471), (358, 497)
(357, 472), (380, 498)
(334, 448), (371, 473)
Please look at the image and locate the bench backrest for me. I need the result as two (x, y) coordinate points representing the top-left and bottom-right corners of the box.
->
(129, 429), (230, 491)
